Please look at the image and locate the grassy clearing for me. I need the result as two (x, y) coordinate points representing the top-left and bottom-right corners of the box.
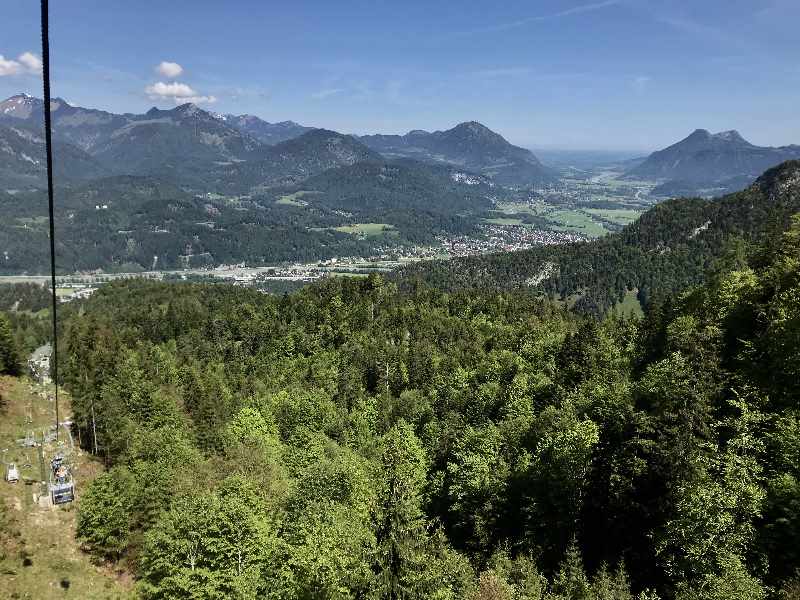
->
(484, 217), (525, 226)
(333, 223), (396, 237)
(491, 202), (638, 236)
(327, 272), (369, 278)
(585, 208), (642, 225)
(0, 376), (132, 599)
(545, 210), (608, 237)
(276, 190), (320, 207)
(54, 288), (80, 298)
(611, 289), (644, 319)
(493, 202), (547, 215)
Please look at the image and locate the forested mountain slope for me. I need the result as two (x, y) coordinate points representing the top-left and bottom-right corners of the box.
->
(0, 162), (495, 274)
(90, 103), (265, 185)
(0, 124), (107, 187)
(212, 128), (382, 192)
(399, 160), (800, 313)
(296, 159), (495, 213)
(49, 214), (800, 598)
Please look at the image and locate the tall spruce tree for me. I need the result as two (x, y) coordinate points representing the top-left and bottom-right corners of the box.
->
(0, 312), (20, 376)
(374, 420), (429, 599)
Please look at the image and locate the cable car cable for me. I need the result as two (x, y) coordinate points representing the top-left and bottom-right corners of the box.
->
(40, 0), (60, 442)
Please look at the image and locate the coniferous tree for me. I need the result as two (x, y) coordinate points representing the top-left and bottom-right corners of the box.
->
(0, 312), (21, 375)
(374, 420), (429, 599)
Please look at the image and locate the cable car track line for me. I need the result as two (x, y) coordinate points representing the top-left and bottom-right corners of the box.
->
(40, 0), (60, 442)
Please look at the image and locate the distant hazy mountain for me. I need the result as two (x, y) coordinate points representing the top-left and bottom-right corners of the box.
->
(0, 95), (386, 191)
(360, 121), (554, 186)
(1, 95), (557, 192)
(627, 129), (800, 188)
(214, 129), (382, 192)
(218, 113), (314, 145)
(531, 148), (646, 170)
(0, 123), (107, 188)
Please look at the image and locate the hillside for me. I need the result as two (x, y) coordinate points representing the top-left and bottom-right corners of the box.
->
(0, 160), (496, 273)
(1, 94), (133, 153)
(398, 160), (800, 312)
(90, 104), (265, 184)
(360, 121), (554, 186)
(296, 159), (494, 214)
(0, 375), (132, 599)
(627, 128), (800, 193)
(0, 124), (107, 188)
(40, 218), (800, 598)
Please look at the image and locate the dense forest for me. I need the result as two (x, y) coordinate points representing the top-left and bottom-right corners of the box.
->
(0, 282), (52, 355)
(35, 211), (800, 599)
(399, 161), (800, 314)
(0, 282), (51, 313)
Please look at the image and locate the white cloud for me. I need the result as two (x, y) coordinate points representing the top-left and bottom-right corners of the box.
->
(18, 52), (42, 74)
(145, 81), (216, 104)
(146, 81), (197, 98)
(156, 61), (183, 78)
(0, 55), (21, 76)
(311, 88), (344, 100)
(0, 52), (43, 76)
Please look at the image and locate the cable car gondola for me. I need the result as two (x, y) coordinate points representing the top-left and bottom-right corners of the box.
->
(48, 454), (74, 505)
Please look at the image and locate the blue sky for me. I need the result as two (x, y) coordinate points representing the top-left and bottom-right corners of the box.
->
(1, 0), (797, 151)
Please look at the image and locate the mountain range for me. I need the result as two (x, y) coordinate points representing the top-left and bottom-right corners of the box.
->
(0, 94), (549, 191)
(627, 128), (800, 194)
(4, 92), (800, 282)
(215, 113), (314, 145)
(4, 94), (800, 198)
